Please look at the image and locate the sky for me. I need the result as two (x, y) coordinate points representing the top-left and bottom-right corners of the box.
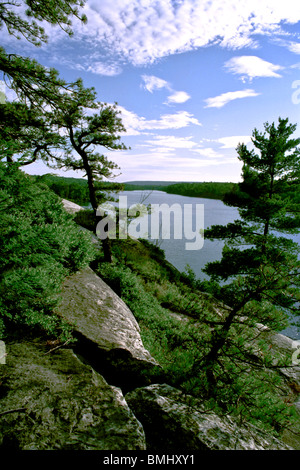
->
(3, 0), (300, 183)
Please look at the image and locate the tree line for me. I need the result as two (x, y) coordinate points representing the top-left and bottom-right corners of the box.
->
(34, 174), (91, 205)
(164, 181), (237, 200)
(34, 177), (237, 204)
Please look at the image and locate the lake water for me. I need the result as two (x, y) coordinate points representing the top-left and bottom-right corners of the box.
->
(115, 190), (299, 340)
(119, 190), (239, 279)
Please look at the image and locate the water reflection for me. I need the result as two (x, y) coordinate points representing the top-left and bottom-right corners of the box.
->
(121, 190), (239, 279)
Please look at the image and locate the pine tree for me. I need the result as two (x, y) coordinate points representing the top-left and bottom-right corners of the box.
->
(47, 84), (128, 261)
(0, 0), (87, 46)
(0, 0), (127, 263)
(193, 118), (300, 393)
(0, 1), (88, 164)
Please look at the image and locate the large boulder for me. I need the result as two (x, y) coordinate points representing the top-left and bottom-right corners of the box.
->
(57, 267), (163, 391)
(61, 198), (84, 214)
(126, 384), (292, 451)
(259, 329), (300, 384)
(0, 337), (146, 450)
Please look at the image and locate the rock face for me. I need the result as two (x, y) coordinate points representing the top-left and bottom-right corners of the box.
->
(61, 198), (84, 214)
(57, 267), (162, 391)
(0, 337), (146, 450)
(261, 329), (300, 384)
(126, 384), (292, 451)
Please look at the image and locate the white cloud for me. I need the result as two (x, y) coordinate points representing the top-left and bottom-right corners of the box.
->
(3, 0), (300, 69)
(224, 56), (283, 81)
(107, 149), (240, 183)
(74, 0), (300, 65)
(141, 75), (190, 105)
(118, 106), (201, 134)
(286, 41), (300, 54)
(87, 61), (122, 76)
(144, 112), (201, 130)
(148, 146), (175, 154)
(145, 135), (198, 149)
(141, 75), (170, 92)
(217, 136), (252, 148)
(166, 91), (191, 104)
(193, 147), (223, 158)
(204, 89), (260, 108)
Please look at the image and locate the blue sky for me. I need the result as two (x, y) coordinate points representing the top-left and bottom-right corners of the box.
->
(3, 0), (300, 183)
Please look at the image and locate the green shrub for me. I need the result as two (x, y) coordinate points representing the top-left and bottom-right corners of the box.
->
(0, 163), (96, 340)
(74, 208), (96, 231)
(96, 261), (210, 384)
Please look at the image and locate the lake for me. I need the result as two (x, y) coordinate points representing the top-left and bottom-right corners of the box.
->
(113, 190), (299, 340)
(118, 190), (239, 279)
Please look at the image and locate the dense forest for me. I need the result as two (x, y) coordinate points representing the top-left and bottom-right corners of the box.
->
(34, 174), (237, 204)
(34, 174), (90, 204)
(34, 174), (116, 205)
(164, 181), (237, 200)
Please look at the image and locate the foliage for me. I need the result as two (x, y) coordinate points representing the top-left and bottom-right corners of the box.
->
(195, 118), (300, 387)
(74, 208), (96, 231)
(123, 181), (238, 201)
(34, 173), (90, 204)
(0, 0), (87, 45)
(123, 182), (167, 192)
(91, 118), (300, 434)
(96, 260), (211, 386)
(0, 98), (67, 165)
(95, 238), (299, 434)
(1, 1), (298, 437)
(204, 117), (300, 298)
(49, 88), (127, 212)
(0, 163), (96, 340)
(44, 86), (128, 262)
(164, 181), (237, 200)
(0, 0), (87, 106)
(0, 1), (88, 167)
(0, 0), (127, 263)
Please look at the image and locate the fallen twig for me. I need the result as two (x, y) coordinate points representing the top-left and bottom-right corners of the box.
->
(43, 339), (71, 355)
(0, 408), (26, 417)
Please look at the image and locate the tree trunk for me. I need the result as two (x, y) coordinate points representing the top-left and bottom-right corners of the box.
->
(69, 127), (113, 263)
(101, 236), (113, 263)
(204, 307), (237, 367)
(88, 175), (113, 263)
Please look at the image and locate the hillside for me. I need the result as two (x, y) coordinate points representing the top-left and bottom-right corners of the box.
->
(1, 170), (299, 451)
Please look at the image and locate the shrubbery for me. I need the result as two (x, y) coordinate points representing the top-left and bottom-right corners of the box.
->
(0, 164), (96, 340)
(96, 261), (210, 386)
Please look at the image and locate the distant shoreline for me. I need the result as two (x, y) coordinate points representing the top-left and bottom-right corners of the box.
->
(33, 174), (238, 203)
(123, 181), (237, 201)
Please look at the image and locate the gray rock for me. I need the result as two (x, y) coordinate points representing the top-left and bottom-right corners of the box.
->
(57, 267), (162, 391)
(126, 384), (292, 451)
(61, 198), (84, 214)
(254, 327), (300, 385)
(0, 338), (146, 450)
